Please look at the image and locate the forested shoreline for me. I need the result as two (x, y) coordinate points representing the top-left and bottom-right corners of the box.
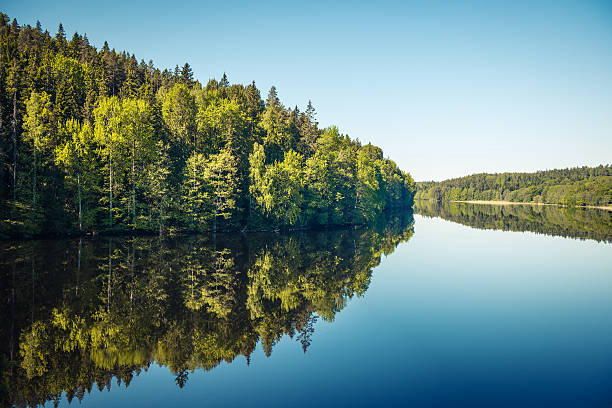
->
(0, 14), (415, 238)
(416, 166), (611, 208)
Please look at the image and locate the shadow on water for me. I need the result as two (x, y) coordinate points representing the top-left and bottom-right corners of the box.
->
(0, 212), (414, 407)
(414, 200), (612, 243)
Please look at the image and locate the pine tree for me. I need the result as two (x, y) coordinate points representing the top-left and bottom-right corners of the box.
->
(56, 23), (66, 53)
(56, 23), (66, 41)
(266, 86), (278, 107)
(181, 63), (193, 84)
(220, 72), (229, 88)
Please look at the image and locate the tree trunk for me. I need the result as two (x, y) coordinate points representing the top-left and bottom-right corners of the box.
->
(214, 204), (217, 233)
(107, 240), (112, 312)
(0, 68), (4, 197)
(159, 199), (164, 236)
(109, 144), (113, 227)
(132, 138), (136, 226)
(129, 244), (134, 315)
(31, 254), (35, 323)
(12, 90), (17, 201)
(77, 238), (82, 296)
(77, 173), (82, 231)
(10, 261), (15, 363)
(32, 141), (36, 207)
(214, 177), (220, 233)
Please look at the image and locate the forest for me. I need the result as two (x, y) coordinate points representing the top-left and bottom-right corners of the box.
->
(416, 165), (611, 207)
(0, 14), (416, 237)
(0, 213), (414, 407)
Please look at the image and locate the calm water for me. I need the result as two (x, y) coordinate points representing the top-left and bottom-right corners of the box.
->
(2, 206), (612, 407)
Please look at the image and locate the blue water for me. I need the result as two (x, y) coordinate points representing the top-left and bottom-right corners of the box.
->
(65, 214), (612, 408)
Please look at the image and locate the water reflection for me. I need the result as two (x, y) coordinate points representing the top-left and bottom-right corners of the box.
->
(414, 200), (612, 242)
(0, 213), (413, 407)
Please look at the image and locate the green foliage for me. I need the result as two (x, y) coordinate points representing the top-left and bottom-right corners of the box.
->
(143, 141), (172, 232)
(55, 119), (96, 230)
(23, 91), (53, 209)
(252, 149), (305, 226)
(0, 14), (415, 237)
(416, 166), (612, 207)
(161, 83), (197, 152)
(182, 150), (240, 231)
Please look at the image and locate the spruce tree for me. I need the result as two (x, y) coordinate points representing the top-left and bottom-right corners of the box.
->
(220, 72), (229, 88)
(181, 63), (193, 83)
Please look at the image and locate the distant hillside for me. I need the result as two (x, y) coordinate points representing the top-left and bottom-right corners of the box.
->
(416, 165), (612, 207)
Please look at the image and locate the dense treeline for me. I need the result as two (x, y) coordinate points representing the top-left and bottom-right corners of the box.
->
(0, 213), (414, 407)
(416, 166), (611, 207)
(415, 200), (612, 243)
(0, 14), (415, 237)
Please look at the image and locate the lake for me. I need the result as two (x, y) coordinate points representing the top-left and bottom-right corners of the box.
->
(2, 204), (611, 407)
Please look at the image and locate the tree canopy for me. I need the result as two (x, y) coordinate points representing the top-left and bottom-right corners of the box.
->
(0, 14), (415, 237)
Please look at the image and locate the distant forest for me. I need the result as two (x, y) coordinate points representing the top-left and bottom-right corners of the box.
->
(416, 166), (611, 207)
(0, 14), (415, 237)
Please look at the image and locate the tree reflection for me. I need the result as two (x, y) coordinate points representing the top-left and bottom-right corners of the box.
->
(0, 212), (413, 407)
(415, 200), (612, 242)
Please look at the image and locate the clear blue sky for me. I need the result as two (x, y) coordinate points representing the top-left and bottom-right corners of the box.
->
(4, 0), (612, 181)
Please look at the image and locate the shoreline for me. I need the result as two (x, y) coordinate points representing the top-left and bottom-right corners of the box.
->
(0, 205), (415, 241)
(449, 200), (612, 211)
(0, 223), (363, 242)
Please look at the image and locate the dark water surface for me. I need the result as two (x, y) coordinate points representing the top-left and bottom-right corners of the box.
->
(2, 207), (612, 407)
